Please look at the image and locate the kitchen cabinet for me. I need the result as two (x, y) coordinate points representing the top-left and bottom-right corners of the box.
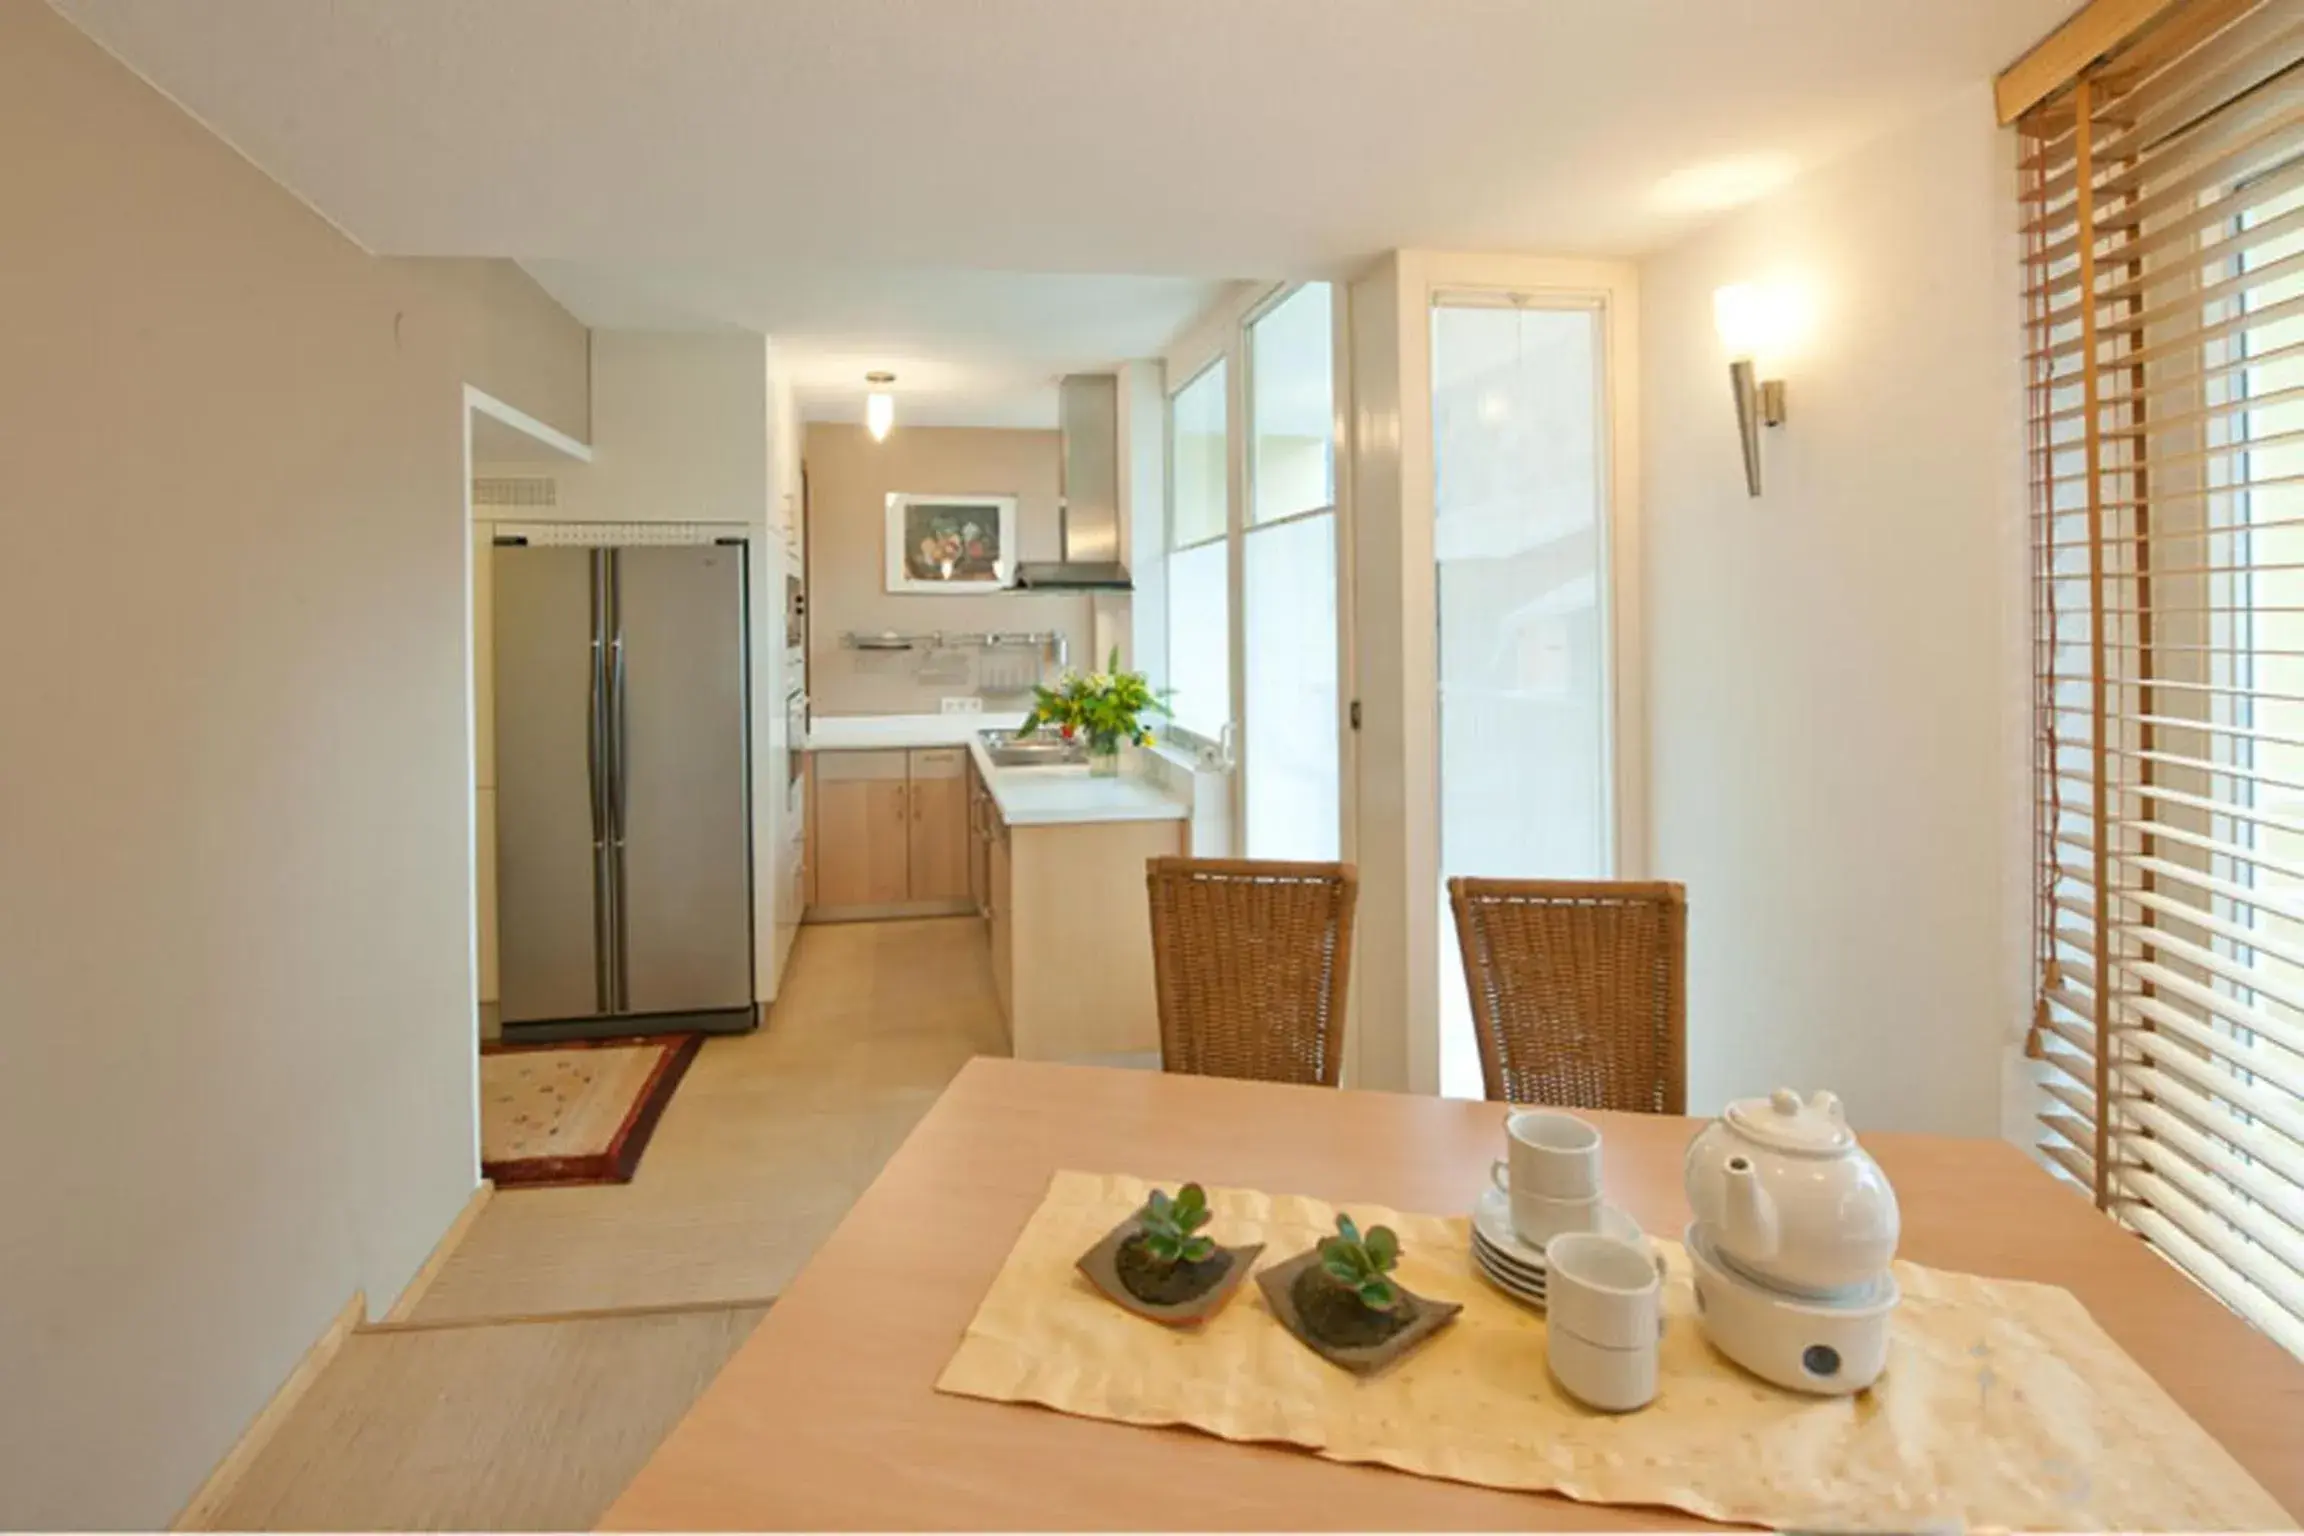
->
(807, 746), (978, 918)
(906, 748), (970, 902)
(966, 755), (992, 913)
(811, 750), (910, 908)
(988, 812), (1013, 1019)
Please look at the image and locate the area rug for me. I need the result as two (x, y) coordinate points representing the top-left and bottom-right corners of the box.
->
(479, 1036), (703, 1187)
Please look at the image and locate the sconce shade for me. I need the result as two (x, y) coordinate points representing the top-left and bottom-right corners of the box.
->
(865, 370), (897, 442)
(1713, 282), (1778, 360)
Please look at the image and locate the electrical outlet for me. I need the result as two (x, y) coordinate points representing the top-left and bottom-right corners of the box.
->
(940, 697), (984, 715)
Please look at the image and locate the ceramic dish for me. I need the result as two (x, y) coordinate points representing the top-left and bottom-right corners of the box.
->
(1472, 1230), (1548, 1286)
(1472, 1246), (1549, 1309)
(1472, 1185), (1645, 1269)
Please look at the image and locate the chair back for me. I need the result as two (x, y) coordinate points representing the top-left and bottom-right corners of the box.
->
(1146, 857), (1358, 1086)
(1448, 877), (1686, 1113)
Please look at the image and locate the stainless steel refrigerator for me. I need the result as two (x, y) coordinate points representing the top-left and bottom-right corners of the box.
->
(492, 541), (756, 1040)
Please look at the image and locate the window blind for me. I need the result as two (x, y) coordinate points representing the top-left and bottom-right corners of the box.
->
(2025, 0), (2304, 1358)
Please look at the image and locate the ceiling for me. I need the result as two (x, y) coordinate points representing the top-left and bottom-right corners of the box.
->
(521, 261), (1235, 429)
(54, 0), (2072, 426)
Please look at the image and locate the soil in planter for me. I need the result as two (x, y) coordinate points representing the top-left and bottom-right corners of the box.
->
(1290, 1265), (1412, 1348)
(1115, 1234), (1235, 1306)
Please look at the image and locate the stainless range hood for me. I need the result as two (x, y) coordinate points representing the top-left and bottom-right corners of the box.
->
(1013, 374), (1132, 591)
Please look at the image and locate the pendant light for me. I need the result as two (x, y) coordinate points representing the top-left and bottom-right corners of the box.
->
(865, 371), (897, 442)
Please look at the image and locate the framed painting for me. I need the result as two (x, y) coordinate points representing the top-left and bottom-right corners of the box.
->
(885, 493), (1018, 594)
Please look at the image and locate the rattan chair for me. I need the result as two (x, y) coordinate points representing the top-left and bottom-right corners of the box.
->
(1447, 878), (1687, 1113)
(1146, 857), (1358, 1087)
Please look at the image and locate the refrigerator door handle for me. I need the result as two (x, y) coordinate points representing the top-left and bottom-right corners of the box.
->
(607, 551), (631, 1012)
(588, 549), (615, 1013)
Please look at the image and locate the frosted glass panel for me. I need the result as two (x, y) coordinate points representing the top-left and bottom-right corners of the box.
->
(1244, 512), (1339, 859)
(1167, 539), (1231, 740)
(1250, 283), (1335, 526)
(1171, 363), (1228, 548)
(1431, 302), (1610, 1100)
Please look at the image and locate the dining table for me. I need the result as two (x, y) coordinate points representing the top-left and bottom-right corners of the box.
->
(599, 1057), (2304, 1530)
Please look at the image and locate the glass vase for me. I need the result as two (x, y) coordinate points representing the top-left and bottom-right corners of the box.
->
(1087, 735), (1122, 778)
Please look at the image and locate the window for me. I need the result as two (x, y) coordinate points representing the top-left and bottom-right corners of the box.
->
(1243, 283), (1342, 859)
(2024, 0), (2304, 1357)
(1166, 361), (1231, 742)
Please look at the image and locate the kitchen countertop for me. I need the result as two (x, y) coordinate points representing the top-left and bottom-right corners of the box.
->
(804, 712), (1188, 828)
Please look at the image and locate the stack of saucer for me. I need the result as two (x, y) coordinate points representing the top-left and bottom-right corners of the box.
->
(1471, 1184), (1647, 1309)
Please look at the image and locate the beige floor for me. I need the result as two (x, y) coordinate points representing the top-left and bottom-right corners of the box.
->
(206, 1306), (769, 1531)
(201, 918), (1005, 1529)
(417, 916), (1008, 1320)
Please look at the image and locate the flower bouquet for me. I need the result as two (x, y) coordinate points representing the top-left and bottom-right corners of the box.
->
(1019, 648), (1167, 777)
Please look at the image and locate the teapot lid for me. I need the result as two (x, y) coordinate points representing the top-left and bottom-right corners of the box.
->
(1723, 1088), (1856, 1155)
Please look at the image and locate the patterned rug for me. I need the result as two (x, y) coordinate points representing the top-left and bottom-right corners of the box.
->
(479, 1036), (703, 1187)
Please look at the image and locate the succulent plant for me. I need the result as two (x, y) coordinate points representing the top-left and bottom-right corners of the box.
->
(1137, 1183), (1217, 1266)
(1317, 1213), (1402, 1312)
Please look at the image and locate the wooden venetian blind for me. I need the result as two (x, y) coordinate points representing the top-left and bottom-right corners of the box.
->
(2025, 0), (2304, 1358)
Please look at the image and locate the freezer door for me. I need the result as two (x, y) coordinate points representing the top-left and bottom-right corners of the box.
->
(610, 544), (754, 1015)
(493, 545), (609, 1022)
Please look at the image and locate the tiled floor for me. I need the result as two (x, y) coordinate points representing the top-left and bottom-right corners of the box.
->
(194, 917), (1005, 1529)
(412, 915), (1009, 1321)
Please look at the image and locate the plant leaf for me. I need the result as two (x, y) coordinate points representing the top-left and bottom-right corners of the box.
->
(1181, 1235), (1215, 1263)
(1335, 1213), (1361, 1247)
(1321, 1254), (1361, 1285)
(1142, 1231), (1181, 1262)
(1358, 1278), (1399, 1312)
(1145, 1189), (1172, 1219)
(1365, 1225), (1399, 1273)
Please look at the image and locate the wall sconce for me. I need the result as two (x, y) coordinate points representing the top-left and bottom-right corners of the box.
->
(865, 371), (897, 442)
(1713, 284), (1790, 498)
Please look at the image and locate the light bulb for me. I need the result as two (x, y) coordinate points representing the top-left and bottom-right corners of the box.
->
(866, 390), (894, 442)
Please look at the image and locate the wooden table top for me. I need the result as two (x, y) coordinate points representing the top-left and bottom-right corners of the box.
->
(600, 1058), (2304, 1530)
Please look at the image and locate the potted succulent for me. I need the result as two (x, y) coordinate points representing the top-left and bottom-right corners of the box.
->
(1077, 1182), (1264, 1326)
(1258, 1212), (1463, 1374)
(1019, 648), (1166, 778)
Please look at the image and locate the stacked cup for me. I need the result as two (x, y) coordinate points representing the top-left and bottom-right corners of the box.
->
(1491, 1109), (1603, 1243)
(1545, 1232), (1662, 1411)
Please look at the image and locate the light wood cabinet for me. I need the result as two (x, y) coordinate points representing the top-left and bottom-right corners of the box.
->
(811, 750), (911, 908)
(906, 748), (970, 902)
(988, 814), (1013, 1018)
(966, 757), (992, 913)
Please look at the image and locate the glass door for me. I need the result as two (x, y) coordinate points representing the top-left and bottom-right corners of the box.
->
(1243, 282), (1343, 859)
(1430, 297), (1614, 1098)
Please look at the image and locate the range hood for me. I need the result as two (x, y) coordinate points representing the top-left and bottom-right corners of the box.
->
(1014, 374), (1132, 591)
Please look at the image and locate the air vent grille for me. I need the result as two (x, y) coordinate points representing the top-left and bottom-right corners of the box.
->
(472, 476), (557, 509)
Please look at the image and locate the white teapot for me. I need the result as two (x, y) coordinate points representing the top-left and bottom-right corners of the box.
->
(1684, 1088), (1899, 1298)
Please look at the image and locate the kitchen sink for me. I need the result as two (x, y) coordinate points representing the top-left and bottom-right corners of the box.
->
(979, 728), (1087, 768)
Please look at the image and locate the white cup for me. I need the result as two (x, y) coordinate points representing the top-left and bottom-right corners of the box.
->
(1546, 1232), (1663, 1350)
(1548, 1323), (1658, 1413)
(1500, 1188), (1600, 1249)
(1492, 1109), (1602, 1201)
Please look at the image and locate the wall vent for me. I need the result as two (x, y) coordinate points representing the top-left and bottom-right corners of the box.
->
(472, 476), (557, 509)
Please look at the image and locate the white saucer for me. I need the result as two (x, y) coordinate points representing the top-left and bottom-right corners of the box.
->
(1472, 1244), (1548, 1308)
(1472, 1228), (1547, 1284)
(1473, 1185), (1644, 1269)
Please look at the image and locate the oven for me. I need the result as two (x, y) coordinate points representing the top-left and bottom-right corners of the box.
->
(785, 688), (809, 798)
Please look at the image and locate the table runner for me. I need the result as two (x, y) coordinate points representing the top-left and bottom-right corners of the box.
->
(935, 1171), (2289, 1531)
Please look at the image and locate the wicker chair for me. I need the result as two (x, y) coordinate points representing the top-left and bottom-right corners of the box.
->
(1447, 878), (1687, 1113)
(1145, 858), (1359, 1087)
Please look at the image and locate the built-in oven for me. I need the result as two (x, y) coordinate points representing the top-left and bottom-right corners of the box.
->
(785, 688), (809, 799)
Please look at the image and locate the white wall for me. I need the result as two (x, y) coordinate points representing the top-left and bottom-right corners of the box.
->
(802, 422), (1089, 714)
(0, 3), (592, 1524)
(1638, 83), (2030, 1137)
